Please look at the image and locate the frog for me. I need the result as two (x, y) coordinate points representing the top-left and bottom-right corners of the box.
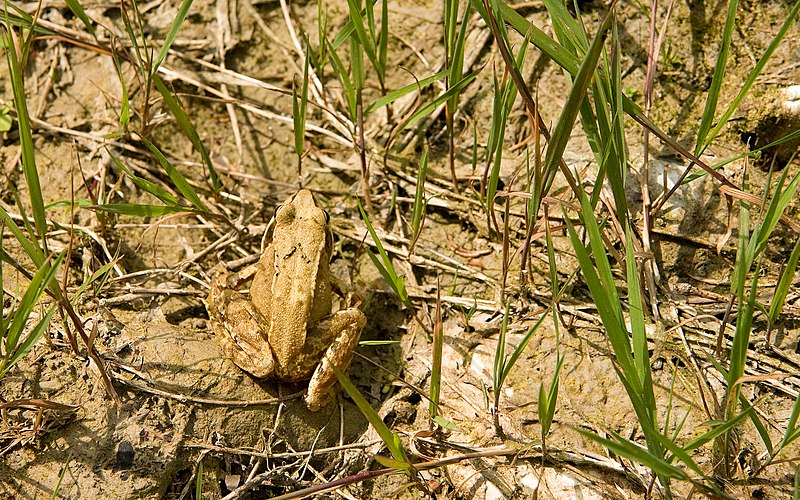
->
(206, 189), (366, 411)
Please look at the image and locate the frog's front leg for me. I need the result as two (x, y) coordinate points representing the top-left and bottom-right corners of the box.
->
(207, 285), (277, 379)
(304, 309), (366, 411)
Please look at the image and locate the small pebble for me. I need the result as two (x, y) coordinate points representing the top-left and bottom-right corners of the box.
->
(116, 441), (135, 468)
(224, 474), (241, 490)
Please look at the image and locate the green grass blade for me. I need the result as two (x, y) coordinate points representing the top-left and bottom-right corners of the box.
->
(139, 136), (209, 212)
(411, 146), (428, 242)
(705, 0), (800, 148)
(539, 352), (564, 437)
(332, 364), (412, 473)
(471, 0), (578, 78)
(378, 0), (388, 81)
(681, 405), (753, 453)
(0, 205), (44, 266)
(445, 1), (470, 114)
(152, 75), (219, 192)
(398, 69), (479, 134)
(3, 251), (63, 365)
(694, 0), (738, 152)
(575, 428), (689, 481)
(794, 468), (800, 500)
(564, 197), (636, 380)
(358, 201), (409, 307)
(625, 228), (652, 404)
(195, 460), (203, 497)
(501, 313), (547, 384)
(365, 70), (447, 114)
(344, 0), (379, 77)
(5, 303), (58, 376)
(727, 270), (759, 410)
(493, 306), (510, 394)
(91, 204), (194, 217)
(64, 0), (96, 39)
(107, 151), (179, 206)
(5, 19), (48, 253)
(50, 452), (72, 500)
(783, 390), (800, 448)
(327, 38), (357, 120)
(152, 0), (193, 74)
(754, 169), (800, 258)
(540, 7), (613, 202)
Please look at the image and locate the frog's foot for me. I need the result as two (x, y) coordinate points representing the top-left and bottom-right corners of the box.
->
(304, 309), (366, 411)
(208, 288), (277, 379)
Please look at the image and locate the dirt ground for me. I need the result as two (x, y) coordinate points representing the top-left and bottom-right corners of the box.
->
(1, 0), (799, 498)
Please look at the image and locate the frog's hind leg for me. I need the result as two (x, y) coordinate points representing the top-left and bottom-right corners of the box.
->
(304, 309), (366, 411)
(208, 289), (277, 379)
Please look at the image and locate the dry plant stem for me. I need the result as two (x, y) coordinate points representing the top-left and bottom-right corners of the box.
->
(501, 197), (511, 305)
(185, 439), (385, 461)
(640, 0), (662, 319)
(358, 95), (374, 215)
(635, 111), (800, 234)
(270, 443), (654, 500)
(445, 104), (461, 194)
(214, 3), (244, 166)
(519, 100), (541, 285)
(482, 0), (583, 215)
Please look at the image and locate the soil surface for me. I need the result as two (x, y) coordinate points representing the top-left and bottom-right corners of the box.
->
(1, 0), (799, 499)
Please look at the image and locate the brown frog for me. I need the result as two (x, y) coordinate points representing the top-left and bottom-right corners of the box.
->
(207, 190), (366, 411)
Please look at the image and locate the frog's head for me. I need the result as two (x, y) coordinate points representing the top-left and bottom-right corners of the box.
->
(266, 189), (333, 259)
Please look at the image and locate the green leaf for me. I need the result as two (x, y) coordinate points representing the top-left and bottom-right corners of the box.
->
(139, 136), (209, 212)
(704, 0), (800, 148)
(397, 69), (480, 134)
(64, 0), (96, 39)
(91, 204), (194, 217)
(107, 150), (179, 206)
(5, 20), (48, 253)
(695, 0), (738, 152)
(332, 364), (413, 475)
(152, 0), (193, 73)
(540, 6), (613, 200)
(344, 0), (380, 77)
(575, 428), (689, 481)
(365, 70), (448, 114)
(2, 251), (63, 371)
(152, 75), (219, 192)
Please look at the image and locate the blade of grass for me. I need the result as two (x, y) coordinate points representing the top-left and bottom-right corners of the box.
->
(107, 151), (179, 206)
(538, 5), (614, 208)
(694, 0), (738, 152)
(4, 18), (48, 253)
(365, 70), (447, 114)
(704, 0), (800, 149)
(396, 69), (480, 136)
(152, 75), (219, 192)
(344, 0), (381, 86)
(64, 0), (96, 39)
(1, 251), (64, 378)
(332, 364), (412, 474)
(90, 204), (195, 217)
(409, 146), (429, 253)
(139, 136), (209, 212)
(358, 200), (410, 309)
(152, 0), (193, 74)
(575, 428), (689, 481)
